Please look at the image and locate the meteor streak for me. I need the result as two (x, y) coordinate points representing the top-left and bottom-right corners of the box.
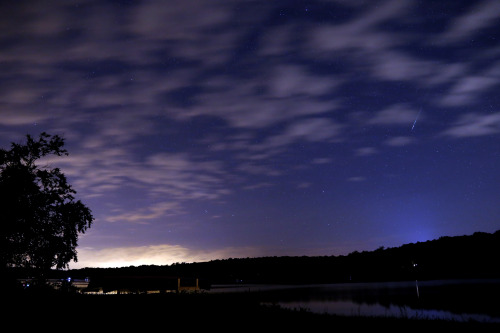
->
(412, 108), (422, 131)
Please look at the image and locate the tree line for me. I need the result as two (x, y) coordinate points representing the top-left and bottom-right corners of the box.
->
(68, 230), (500, 286)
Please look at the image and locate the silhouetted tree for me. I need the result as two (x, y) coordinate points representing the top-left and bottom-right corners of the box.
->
(0, 133), (93, 282)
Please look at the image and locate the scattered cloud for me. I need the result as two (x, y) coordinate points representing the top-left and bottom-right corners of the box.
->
(439, 73), (500, 107)
(443, 112), (500, 137)
(355, 147), (378, 156)
(369, 104), (419, 126)
(434, 0), (500, 45)
(311, 158), (333, 165)
(370, 51), (438, 82)
(105, 201), (185, 224)
(262, 118), (343, 151)
(385, 136), (415, 147)
(0, 110), (49, 126)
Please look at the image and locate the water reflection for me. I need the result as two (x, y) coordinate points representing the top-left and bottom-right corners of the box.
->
(279, 299), (500, 322)
(278, 280), (500, 323)
(212, 279), (500, 323)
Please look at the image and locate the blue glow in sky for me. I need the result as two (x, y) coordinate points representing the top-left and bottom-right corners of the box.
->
(1, 0), (499, 268)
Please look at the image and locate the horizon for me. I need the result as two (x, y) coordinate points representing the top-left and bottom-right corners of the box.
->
(69, 228), (498, 270)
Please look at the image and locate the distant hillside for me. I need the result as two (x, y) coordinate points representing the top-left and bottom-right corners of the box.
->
(68, 230), (500, 285)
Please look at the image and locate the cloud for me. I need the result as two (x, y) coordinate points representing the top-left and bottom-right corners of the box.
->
(425, 62), (469, 86)
(434, 0), (500, 45)
(311, 158), (333, 164)
(0, 110), (49, 126)
(306, 0), (417, 90)
(370, 51), (438, 82)
(385, 136), (415, 146)
(237, 162), (283, 177)
(443, 112), (500, 137)
(39, 145), (234, 227)
(243, 182), (274, 190)
(355, 147), (378, 156)
(131, 0), (232, 40)
(264, 118), (343, 148)
(297, 182), (312, 188)
(369, 104), (419, 126)
(173, 70), (340, 129)
(138, 153), (231, 200)
(439, 73), (500, 107)
(309, 0), (410, 54)
(304, 0), (498, 97)
(105, 201), (185, 224)
(226, 117), (343, 164)
(258, 24), (296, 57)
(266, 65), (339, 98)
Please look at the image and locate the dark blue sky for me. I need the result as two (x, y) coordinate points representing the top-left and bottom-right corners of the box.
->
(1, 0), (499, 268)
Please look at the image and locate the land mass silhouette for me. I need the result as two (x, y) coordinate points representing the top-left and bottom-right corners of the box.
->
(61, 229), (500, 290)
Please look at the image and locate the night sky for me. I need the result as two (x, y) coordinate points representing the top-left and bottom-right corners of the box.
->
(1, 0), (500, 269)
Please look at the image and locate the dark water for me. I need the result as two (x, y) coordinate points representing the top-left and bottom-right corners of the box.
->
(210, 279), (500, 322)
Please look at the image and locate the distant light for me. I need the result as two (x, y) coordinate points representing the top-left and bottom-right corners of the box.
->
(67, 277), (72, 282)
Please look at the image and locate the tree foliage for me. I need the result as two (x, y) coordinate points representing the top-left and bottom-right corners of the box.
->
(0, 133), (93, 276)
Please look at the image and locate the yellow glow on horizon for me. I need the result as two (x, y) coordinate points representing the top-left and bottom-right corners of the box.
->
(70, 244), (265, 269)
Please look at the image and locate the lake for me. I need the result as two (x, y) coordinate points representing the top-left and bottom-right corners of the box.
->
(209, 279), (500, 323)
